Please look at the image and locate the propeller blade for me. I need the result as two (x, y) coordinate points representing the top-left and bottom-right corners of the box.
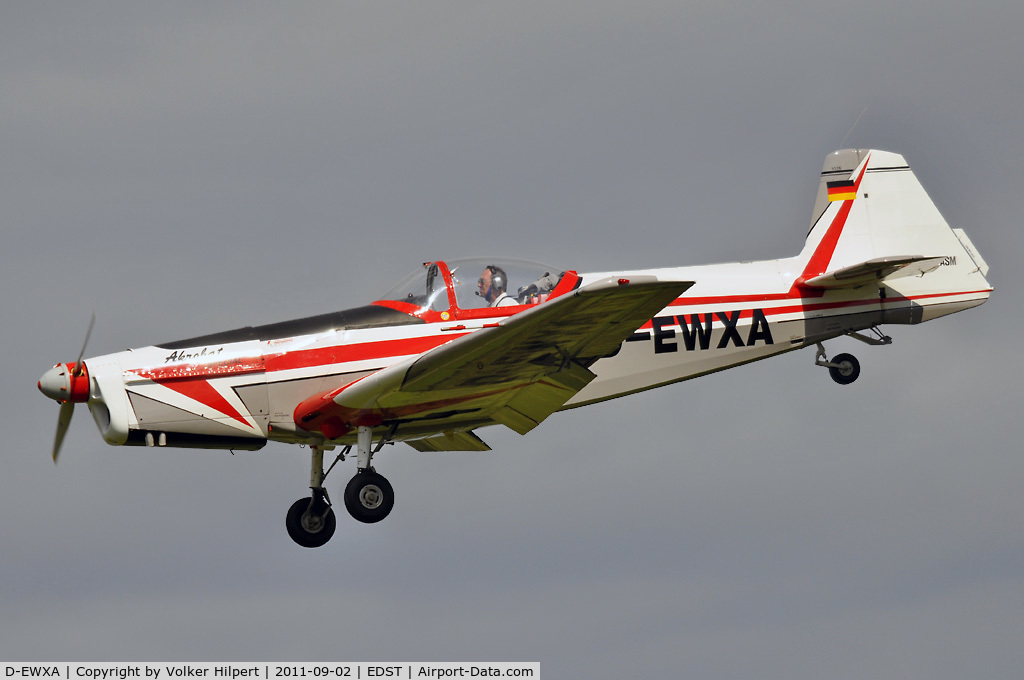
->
(49, 313), (95, 464)
(73, 312), (96, 376)
(53, 400), (75, 463)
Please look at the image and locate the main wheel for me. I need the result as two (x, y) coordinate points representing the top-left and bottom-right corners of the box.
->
(344, 470), (395, 524)
(828, 352), (861, 385)
(286, 497), (337, 548)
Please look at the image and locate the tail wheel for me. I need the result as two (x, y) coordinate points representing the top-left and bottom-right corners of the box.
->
(828, 353), (861, 385)
(286, 497), (337, 548)
(344, 470), (395, 524)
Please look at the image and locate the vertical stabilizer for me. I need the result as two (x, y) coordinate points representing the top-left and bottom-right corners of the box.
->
(797, 148), (992, 323)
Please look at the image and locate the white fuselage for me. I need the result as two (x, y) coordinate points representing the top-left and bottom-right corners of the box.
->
(80, 249), (989, 451)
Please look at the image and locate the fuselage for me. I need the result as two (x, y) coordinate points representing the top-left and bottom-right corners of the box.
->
(74, 250), (990, 452)
(43, 149), (997, 454)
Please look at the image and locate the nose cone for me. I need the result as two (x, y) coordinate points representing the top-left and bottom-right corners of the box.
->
(38, 362), (90, 402)
(38, 364), (69, 401)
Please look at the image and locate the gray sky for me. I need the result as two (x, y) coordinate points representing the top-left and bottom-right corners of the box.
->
(2, 2), (1021, 677)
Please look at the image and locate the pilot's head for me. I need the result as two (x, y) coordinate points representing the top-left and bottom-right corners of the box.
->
(477, 265), (507, 303)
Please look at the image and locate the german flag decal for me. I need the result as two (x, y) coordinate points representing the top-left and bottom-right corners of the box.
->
(827, 179), (857, 202)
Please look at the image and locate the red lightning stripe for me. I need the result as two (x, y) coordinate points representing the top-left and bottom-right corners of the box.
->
(128, 371), (253, 428)
(134, 361), (264, 428)
(797, 155), (871, 286)
(155, 379), (252, 427)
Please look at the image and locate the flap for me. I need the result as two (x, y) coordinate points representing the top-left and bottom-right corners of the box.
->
(802, 256), (946, 289)
(405, 430), (491, 452)
(491, 361), (596, 434)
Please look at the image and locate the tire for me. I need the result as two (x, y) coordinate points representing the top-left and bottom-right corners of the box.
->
(828, 353), (861, 385)
(344, 471), (395, 524)
(286, 497), (337, 548)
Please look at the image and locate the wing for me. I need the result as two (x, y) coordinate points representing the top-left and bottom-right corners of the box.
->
(294, 276), (694, 442)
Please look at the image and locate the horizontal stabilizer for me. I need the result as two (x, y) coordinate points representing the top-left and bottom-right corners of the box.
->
(802, 256), (946, 289)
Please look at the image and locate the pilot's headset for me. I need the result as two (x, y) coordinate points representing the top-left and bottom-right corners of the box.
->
(487, 265), (507, 293)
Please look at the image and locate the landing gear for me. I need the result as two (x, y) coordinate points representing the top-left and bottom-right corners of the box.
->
(285, 426), (397, 547)
(344, 425), (395, 523)
(286, 495), (336, 548)
(814, 327), (891, 386)
(286, 443), (342, 548)
(344, 469), (395, 523)
(827, 353), (860, 385)
(815, 343), (861, 385)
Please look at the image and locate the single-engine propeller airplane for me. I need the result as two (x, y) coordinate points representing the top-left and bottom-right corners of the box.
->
(39, 149), (992, 547)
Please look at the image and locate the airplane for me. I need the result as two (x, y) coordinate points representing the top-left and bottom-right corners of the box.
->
(38, 148), (992, 547)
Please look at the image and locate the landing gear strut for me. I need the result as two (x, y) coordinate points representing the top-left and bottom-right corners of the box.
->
(285, 444), (339, 548)
(815, 343), (861, 384)
(814, 328), (890, 386)
(285, 426), (397, 547)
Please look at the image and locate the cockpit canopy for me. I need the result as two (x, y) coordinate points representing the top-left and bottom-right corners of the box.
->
(377, 258), (575, 318)
(156, 258), (578, 351)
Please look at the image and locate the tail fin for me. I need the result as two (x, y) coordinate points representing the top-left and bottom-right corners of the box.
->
(797, 149), (992, 322)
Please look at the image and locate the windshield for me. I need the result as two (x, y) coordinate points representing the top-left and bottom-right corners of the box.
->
(378, 262), (450, 312)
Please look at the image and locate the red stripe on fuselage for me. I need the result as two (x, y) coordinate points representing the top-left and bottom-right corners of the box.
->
(264, 332), (465, 374)
(136, 359), (265, 382)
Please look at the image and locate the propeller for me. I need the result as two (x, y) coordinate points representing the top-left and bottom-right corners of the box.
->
(38, 313), (95, 463)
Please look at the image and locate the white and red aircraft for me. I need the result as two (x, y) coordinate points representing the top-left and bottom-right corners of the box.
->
(39, 149), (992, 547)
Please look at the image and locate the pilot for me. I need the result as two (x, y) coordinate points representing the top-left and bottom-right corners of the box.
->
(478, 265), (517, 307)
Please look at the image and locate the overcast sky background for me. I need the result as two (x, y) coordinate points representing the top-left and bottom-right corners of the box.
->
(2, 2), (1021, 677)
